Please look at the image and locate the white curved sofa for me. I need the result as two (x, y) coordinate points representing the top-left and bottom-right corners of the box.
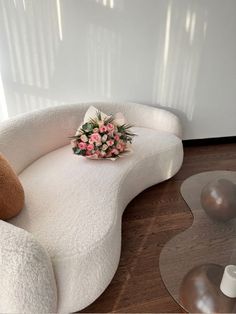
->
(0, 102), (183, 313)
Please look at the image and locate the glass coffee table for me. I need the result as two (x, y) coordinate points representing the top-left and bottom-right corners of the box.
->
(160, 171), (236, 313)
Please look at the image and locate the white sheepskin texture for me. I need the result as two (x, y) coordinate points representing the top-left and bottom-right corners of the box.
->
(0, 220), (57, 313)
(0, 102), (182, 175)
(0, 102), (183, 313)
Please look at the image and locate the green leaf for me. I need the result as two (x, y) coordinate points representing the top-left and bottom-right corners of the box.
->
(104, 115), (114, 124)
(73, 148), (82, 155)
(97, 110), (102, 121)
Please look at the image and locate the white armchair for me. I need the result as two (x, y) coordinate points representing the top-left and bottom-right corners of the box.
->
(0, 220), (57, 313)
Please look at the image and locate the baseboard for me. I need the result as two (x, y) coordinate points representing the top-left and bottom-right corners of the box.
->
(183, 136), (236, 147)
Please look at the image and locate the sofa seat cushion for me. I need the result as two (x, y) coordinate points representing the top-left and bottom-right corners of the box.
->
(10, 126), (182, 259)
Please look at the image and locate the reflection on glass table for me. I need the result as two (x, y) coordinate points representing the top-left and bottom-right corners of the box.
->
(160, 171), (236, 313)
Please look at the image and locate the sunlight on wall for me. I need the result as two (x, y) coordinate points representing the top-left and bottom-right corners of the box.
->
(96, 0), (114, 9)
(0, 71), (8, 121)
(163, 3), (171, 68)
(152, 0), (208, 120)
(87, 24), (121, 98)
(56, 0), (63, 41)
(0, 0), (62, 117)
(0, 0), (235, 139)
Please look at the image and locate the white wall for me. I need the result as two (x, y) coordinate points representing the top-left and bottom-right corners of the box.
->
(0, 0), (235, 139)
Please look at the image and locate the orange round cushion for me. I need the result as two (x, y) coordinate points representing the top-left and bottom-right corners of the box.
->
(0, 154), (24, 220)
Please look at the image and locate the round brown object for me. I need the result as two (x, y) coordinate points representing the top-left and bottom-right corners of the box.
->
(201, 179), (236, 221)
(179, 264), (236, 313)
(0, 154), (24, 220)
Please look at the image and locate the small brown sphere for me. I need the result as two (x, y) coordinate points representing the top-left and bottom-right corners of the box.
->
(179, 264), (236, 313)
(201, 179), (236, 221)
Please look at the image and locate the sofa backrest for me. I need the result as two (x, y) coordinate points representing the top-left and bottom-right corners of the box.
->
(0, 102), (182, 174)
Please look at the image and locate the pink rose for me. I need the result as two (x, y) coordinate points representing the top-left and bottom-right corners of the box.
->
(87, 143), (94, 151)
(91, 152), (100, 159)
(106, 151), (112, 158)
(107, 139), (114, 146)
(116, 143), (122, 150)
(78, 142), (87, 150)
(99, 125), (107, 133)
(100, 151), (106, 158)
(86, 151), (92, 156)
(111, 148), (119, 155)
(119, 141), (126, 152)
(107, 123), (114, 132)
(114, 134), (120, 141)
(90, 133), (101, 143)
(119, 139), (124, 144)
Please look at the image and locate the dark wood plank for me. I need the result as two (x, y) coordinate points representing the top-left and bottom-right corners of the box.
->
(81, 143), (236, 313)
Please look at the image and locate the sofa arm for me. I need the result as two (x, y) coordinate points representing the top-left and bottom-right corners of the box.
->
(129, 104), (182, 139)
(150, 106), (182, 139)
(0, 221), (57, 313)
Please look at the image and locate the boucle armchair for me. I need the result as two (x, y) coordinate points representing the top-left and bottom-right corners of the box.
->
(0, 102), (183, 313)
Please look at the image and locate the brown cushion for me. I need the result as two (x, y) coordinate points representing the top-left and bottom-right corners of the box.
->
(0, 154), (24, 220)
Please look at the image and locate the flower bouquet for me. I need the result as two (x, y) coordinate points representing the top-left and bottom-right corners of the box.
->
(71, 106), (136, 160)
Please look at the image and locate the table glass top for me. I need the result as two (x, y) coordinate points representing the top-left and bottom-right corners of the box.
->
(160, 171), (236, 313)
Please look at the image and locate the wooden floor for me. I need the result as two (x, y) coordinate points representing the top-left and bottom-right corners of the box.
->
(81, 142), (236, 313)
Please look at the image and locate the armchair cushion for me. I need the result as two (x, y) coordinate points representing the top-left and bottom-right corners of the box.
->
(0, 154), (24, 220)
(0, 220), (57, 313)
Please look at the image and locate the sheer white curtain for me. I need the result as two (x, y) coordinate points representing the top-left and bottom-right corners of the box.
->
(0, 72), (8, 122)
(0, 0), (62, 121)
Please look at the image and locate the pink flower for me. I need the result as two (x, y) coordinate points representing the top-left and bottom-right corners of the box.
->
(119, 141), (126, 152)
(100, 151), (106, 158)
(106, 151), (112, 158)
(119, 139), (124, 144)
(107, 123), (115, 132)
(107, 139), (114, 146)
(114, 134), (120, 141)
(78, 142), (87, 150)
(90, 133), (101, 143)
(86, 151), (92, 156)
(99, 125), (107, 133)
(116, 143), (122, 150)
(91, 152), (100, 159)
(87, 143), (94, 151)
(111, 148), (119, 155)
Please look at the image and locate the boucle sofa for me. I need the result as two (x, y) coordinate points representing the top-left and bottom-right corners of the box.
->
(0, 102), (183, 313)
